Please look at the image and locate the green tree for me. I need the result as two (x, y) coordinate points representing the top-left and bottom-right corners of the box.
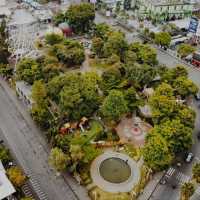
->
(66, 3), (95, 34)
(59, 72), (100, 120)
(7, 167), (26, 187)
(161, 65), (188, 84)
(0, 19), (10, 64)
(155, 32), (171, 48)
(123, 50), (137, 64)
(45, 33), (63, 45)
(101, 90), (128, 121)
(180, 182), (195, 200)
(154, 83), (174, 97)
(138, 44), (157, 65)
(0, 145), (11, 164)
(0, 64), (13, 77)
(125, 63), (156, 89)
(178, 44), (196, 58)
(46, 74), (68, 102)
(193, 163), (200, 183)
(149, 94), (177, 123)
(176, 106), (196, 128)
(49, 147), (69, 171)
(103, 31), (128, 59)
(91, 37), (104, 57)
(100, 67), (122, 94)
(53, 40), (85, 66)
(143, 134), (174, 171)
(31, 80), (47, 105)
(155, 119), (193, 153)
(53, 11), (67, 26)
(173, 76), (198, 97)
(16, 58), (41, 85)
(124, 87), (140, 111)
(31, 105), (52, 129)
(93, 23), (112, 40)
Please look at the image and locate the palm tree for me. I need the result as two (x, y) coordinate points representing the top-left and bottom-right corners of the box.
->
(180, 182), (195, 200)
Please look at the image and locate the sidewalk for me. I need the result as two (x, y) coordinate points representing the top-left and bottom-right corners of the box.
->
(137, 172), (164, 200)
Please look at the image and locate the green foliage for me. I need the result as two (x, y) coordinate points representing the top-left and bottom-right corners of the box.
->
(53, 11), (67, 26)
(125, 63), (156, 89)
(176, 106), (196, 128)
(101, 90), (128, 121)
(45, 33), (63, 45)
(7, 167), (26, 187)
(180, 182), (195, 200)
(49, 147), (69, 171)
(100, 66), (122, 94)
(123, 50), (137, 64)
(152, 119), (193, 153)
(137, 44), (157, 65)
(178, 44), (196, 58)
(103, 31), (128, 59)
(66, 3), (95, 34)
(31, 105), (51, 129)
(0, 145), (11, 164)
(124, 86), (140, 111)
(93, 23), (112, 40)
(91, 37), (104, 57)
(143, 134), (174, 171)
(193, 163), (200, 183)
(16, 58), (42, 85)
(0, 19), (10, 64)
(0, 64), (13, 77)
(31, 80), (47, 105)
(173, 76), (198, 97)
(154, 82), (174, 97)
(59, 72), (100, 120)
(161, 65), (188, 84)
(52, 39), (85, 66)
(155, 32), (171, 48)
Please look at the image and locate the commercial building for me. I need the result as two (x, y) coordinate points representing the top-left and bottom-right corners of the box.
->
(138, 0), (195, 21)
(0, 161), (16, 200)
(0, 0), (11, 18)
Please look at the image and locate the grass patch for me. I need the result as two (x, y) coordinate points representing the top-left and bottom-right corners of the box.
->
(89, 186), (132, 200)
(121, 144), (141, 162)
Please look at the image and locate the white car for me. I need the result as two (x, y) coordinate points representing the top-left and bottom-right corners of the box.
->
(185, 152), (194, 163)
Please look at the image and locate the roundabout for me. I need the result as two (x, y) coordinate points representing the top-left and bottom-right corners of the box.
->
(90, 151), (140, 193)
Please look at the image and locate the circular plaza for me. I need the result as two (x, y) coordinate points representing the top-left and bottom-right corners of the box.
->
(90, 151), (140, 193)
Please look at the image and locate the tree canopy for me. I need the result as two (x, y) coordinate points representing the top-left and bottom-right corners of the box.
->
(65, 3), (95, 34)
(101, 90), (128, 121)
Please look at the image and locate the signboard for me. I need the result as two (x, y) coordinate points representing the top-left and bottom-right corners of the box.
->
(90, 0), (96, 3)
(188, 17), (199, 33)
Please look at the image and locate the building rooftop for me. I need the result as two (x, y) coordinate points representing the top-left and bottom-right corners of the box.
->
(0, 160), (16, 200)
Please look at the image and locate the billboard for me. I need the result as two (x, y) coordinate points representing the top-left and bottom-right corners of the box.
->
(188, 17), (199, 33)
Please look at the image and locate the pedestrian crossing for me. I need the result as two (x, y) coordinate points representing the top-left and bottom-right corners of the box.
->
(24, 169), (48, 200)
(165, 167), (190, 184)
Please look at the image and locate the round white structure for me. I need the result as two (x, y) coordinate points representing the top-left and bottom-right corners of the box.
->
(90, 151), (140, 193)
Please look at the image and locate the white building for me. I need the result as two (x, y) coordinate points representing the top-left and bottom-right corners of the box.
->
(0, 161), (16, 200)
(0, 0), (11, 18)
(138, 0), (195, 21)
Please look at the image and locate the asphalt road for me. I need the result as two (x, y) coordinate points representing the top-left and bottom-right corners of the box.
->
(0, 79), (79, 200)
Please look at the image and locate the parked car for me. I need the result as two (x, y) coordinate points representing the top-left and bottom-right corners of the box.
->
(197, 132), (200, 140)
(185, 152), (194, 163)
(195, 92), (200, 100)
